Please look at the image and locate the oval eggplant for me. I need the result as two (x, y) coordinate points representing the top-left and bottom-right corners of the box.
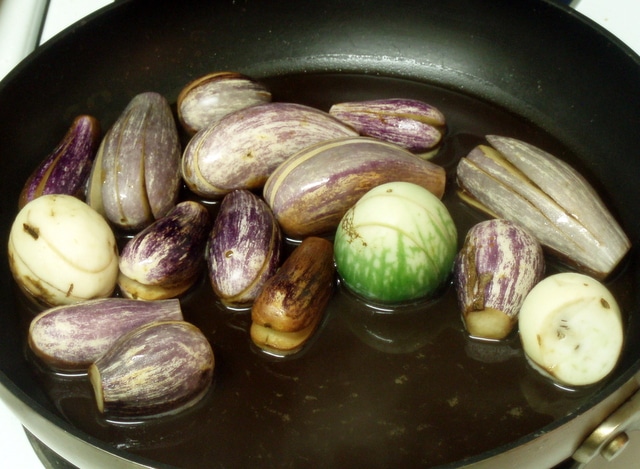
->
(264, 136), (447, 239)
(334, 181), (457, 304)
(518, 272), (623, 387)
(177, 71), (272, 134)
(118, 201), (211, 300)
(89, 320), (214, 418)
(86, 92), (182, 230)
(454, 219), (545, 340)
(19, 115), (101, 208)
(208, 190), (282, 308)
(250, 236), (335, 356)
(328, 98), (446, 155)
(181, 102), (358, 198)
(456, 135), (631, 279)
(28, 298), (183, 371)
(8, 194), (119, 306)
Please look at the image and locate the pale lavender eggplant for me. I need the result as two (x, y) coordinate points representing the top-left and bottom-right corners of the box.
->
(88, 320), (214, 418)
(181, 102), (358, 198)
(118, 201), (211, 300)
(456, 135), (631, 279)
(19, 115), (100, 208)
(177, 71), (271, 134)
(263, 136), (447, 238)
(454, 219), (544, 340)
(28, 298), (183, 371)
(86, 92), (182, 230)
(208, 190), (282, 308)
(329, 98), (446, 153)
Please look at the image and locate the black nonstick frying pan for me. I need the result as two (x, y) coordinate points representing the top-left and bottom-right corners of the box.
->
(1, 0), (639, 467)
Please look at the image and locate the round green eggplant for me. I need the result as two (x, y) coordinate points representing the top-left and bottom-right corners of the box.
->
(334, 181), (457, 304)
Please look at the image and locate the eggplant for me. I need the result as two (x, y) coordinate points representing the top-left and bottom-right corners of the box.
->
(328, 98), (445, 155)
(518, 272), (624, 387)
(177, 71), (272, 134)
(263, 136), (447, 238)
(334, 181), (457, 304)
(86, 92), (182, 231)
(28, 298), (183, 371)
(250, 237), (335, 356)
(8, 194), (119, 306)
(456, 135), (631, 279)
(19, 115), (101, 208)
(181, 102), (358, 198)
(89, 320), (214, 418)
(118, 201), (211, 300)
(454, 219), (545, 340)
(207, 189), (282, 308)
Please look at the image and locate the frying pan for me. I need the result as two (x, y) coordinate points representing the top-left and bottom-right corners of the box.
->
(1, 0), (639, 467)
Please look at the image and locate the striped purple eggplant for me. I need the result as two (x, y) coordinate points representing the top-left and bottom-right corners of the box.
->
(456, 135), (631, 279)
(177, 71), (272, 134)
(454, 219), (545, 340)
(28, 298), (183, 371)
(118, 201), (211, 300)
(329, 98), (446, 155)
(181, 102), (358, 198)
(19, 115), (101, 208)
(86, 92), (182, 230)
(88, 320), (214, 418)
(263, 136), (447, 238)
(208, 189), (282, 308)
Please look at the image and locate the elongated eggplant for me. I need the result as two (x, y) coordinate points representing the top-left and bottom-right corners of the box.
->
(454, 219), (545, 340)
(28, 298), (183, 371)
(19, 115), (101, 208)
(118, 201), (211, 300)
(86, 92), (182, 230)
(89, 320), (214, 418)
(8, 194), (119, 306)
(181, 102), (357, 198)
(456, 135), (631, 279)
(329, 98), (445, 155)
(334, 181), (457, 304)
(250, 237), (334, 356)
(263, 136), (446, 238)
(177, 71), (272, 134)
(208, 190), (282, 308)
(518, 272), (623, 387)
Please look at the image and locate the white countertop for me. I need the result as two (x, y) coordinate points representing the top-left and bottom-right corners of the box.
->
(1, 0), (639, 467)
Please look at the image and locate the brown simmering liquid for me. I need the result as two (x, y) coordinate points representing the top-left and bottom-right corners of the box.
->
(21, 74), (636, 468)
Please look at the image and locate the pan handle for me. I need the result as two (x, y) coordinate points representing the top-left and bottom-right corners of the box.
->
(572, 372), (640, 465)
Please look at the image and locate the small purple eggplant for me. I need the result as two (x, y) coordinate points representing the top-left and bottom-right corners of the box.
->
(88, 320), (214, 418)
(177, 71), (272, 135)
(329, 98), (446, 155)
(118, 201), (211, 300)
(19, 115), (100, 208)
(28, 298), (183, 371)
(454, 219), (544, 340)
(208, 190), (282, 308)
(86, 92), (182, 230)
(181, 102), (358, 198)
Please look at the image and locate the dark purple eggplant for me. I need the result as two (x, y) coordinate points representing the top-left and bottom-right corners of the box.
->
(118, 201), (211, 300)
(454, 219), (545, 340)
(86, 92), (182, 230)
(28, 298), (183, 371)
(19, 115), (100, 208)
(88, 320), (214, 418)
(208, 189), (282, 308)
(329, 98), (445, 155)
